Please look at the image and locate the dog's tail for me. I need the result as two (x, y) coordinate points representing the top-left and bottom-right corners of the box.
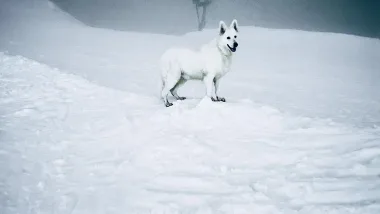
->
(159, 55), (170, 98)
(158, 76), (165, 98)
(158, 50), (174, 100)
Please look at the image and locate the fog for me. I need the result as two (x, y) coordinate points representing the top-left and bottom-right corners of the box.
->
(52, 0), (380, 37)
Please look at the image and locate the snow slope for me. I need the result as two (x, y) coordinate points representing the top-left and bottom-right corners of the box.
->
(1, 1), (379, 127)
(1, 1), (380, 214)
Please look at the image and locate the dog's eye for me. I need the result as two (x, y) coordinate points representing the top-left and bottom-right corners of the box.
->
(227, 36), (230, 40)
(234, 35), (237, 38)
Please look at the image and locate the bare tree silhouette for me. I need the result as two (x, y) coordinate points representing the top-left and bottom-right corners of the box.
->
(193, 0), (212, 31)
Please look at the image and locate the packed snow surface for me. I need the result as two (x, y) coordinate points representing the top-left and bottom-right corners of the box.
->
(1, 1), (380, 214)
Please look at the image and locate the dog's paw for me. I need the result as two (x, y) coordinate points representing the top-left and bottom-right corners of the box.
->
(165, 102), (173, 107)
(217, 96), (226, 102)
(212, 97), (226, 102)
(177, 97), (186, 100)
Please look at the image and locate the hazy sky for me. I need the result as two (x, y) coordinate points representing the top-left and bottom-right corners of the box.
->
(37, 0), (380, 38)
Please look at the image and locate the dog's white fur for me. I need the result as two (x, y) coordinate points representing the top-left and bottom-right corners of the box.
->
(160, 19), (239, 107)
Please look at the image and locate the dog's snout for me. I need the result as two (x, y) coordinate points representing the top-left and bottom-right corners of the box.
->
(234, 42), (238, 48)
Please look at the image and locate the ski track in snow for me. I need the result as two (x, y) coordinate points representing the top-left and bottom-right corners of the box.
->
(1, 53), (380, 214)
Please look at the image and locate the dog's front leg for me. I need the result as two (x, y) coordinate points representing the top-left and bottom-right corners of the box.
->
(213, 78), (226, 102)
(204, 75), (217, 101)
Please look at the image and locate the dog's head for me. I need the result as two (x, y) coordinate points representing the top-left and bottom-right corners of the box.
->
(218, 19), (239, 53)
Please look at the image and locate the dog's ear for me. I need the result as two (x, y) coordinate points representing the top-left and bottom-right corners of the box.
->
(219, 21), (227, 35)
(230, 19), (239, 32)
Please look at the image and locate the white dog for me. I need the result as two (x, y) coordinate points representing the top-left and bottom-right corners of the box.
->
(160, 19), (239, 107)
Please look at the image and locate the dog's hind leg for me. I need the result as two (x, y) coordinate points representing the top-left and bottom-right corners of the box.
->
(170, 77), (187, 100)
(161, 72), (181, 107)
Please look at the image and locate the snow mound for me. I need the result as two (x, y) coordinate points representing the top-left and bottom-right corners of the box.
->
(1, 53), (380, 214)
(1, 0), (379, 128)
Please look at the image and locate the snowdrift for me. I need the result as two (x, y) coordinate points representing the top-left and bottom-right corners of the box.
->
(1, 1), (380, 214)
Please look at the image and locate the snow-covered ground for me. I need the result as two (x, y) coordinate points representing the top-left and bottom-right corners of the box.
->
(1, 1), (380, 214)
